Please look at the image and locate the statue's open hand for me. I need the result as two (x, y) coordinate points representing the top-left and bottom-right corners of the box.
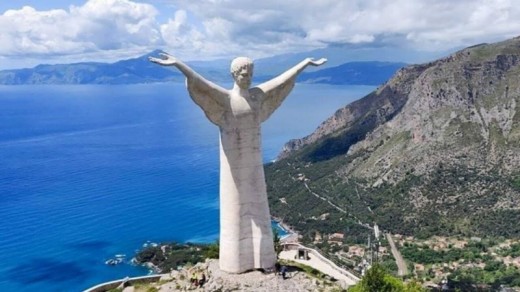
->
(308, 58), (327, 66)
(148, 52), (177, 66)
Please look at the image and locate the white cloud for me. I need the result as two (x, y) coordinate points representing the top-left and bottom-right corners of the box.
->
(159, 10), (207, 57)
(0, 0), (162, 58)
(165, 0), (520, 55)
(70, 0), (161, 49)
(1, 0), (520, 66)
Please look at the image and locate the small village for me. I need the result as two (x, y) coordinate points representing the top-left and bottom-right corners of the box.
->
(296, 225), (520, 290)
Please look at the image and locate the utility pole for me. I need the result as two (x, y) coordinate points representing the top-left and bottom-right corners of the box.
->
(368, 235), (372, 265)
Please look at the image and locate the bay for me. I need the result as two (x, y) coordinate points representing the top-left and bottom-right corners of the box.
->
(0, 83), (374, 291)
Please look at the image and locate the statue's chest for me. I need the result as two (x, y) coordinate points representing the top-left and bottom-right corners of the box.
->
(229, 94), (257, 120)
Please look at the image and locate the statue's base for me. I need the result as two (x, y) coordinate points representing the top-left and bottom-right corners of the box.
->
(190, 259), (334, 291)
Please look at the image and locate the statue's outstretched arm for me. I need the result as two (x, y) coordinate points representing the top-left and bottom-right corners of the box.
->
(255, 58), (327, 122)
(149, 53), (229, 105)
(149, 52), (229, 126)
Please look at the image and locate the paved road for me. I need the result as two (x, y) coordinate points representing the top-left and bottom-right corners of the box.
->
(279, 249), (358, 288)
(386, 233), (408, 276)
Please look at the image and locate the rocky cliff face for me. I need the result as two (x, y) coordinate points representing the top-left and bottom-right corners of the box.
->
(267, 37), (520, 238)
(349, 40), (520, 182)
(278, 62), (427, 161)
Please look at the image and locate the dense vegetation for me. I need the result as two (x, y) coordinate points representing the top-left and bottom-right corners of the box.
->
(448, 265), (520, 290)
(399, 238), (520, 289)
(400, 240), (493, 265)
(348, 264), (425, 292)
(266, 154), (520, 240)
(134, 241), (218, 273)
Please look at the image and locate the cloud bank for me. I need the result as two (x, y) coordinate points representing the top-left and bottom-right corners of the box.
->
(1, 0), (519, 64)
(0, 1), (160, 57)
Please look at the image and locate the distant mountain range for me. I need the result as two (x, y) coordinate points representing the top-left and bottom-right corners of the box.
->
(0, 50), (182, 85)
(0, 50), (405, 86)
(298, 61), (406, 85)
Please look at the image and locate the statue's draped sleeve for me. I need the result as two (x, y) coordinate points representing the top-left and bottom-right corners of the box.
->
(185, 75), (229, 127)
(254, 74), (297, 123)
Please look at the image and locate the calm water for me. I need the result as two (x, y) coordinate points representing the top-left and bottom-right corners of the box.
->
(0, 83), (374, 291)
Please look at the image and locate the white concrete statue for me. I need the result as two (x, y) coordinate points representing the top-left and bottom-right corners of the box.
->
(149, 53), (326, 273)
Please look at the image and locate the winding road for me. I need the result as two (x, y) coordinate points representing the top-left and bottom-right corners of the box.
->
(297, 169), (408, 276)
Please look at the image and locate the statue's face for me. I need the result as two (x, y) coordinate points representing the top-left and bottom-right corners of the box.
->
(234, 67), (252, 89)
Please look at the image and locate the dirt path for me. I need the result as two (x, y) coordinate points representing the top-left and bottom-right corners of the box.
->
(302, 181), (372, 230)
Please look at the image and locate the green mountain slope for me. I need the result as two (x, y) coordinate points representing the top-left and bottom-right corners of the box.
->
(266, 37), (520, 240)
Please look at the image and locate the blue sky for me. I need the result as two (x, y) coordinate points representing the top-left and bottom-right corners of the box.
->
(0, 0), (519, 69)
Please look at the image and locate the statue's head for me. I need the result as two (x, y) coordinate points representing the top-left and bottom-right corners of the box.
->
(230, 57), (253, 89)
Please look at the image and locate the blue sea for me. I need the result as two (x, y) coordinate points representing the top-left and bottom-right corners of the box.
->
(0, 83), (374, 291)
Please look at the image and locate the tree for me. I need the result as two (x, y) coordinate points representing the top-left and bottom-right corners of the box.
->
(403, 280), (425, 292)
(204, 240), (219, 259)
(348, 264), (425, 292)
(273, 228), (282, 257)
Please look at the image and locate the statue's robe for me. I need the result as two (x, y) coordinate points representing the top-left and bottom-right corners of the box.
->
(185, 72), (297, 273)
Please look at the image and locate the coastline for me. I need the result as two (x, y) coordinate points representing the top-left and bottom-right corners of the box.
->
(271, 217), (298, 242)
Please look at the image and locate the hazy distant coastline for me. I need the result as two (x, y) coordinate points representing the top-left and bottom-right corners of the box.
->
(0, 50), (404, 86)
